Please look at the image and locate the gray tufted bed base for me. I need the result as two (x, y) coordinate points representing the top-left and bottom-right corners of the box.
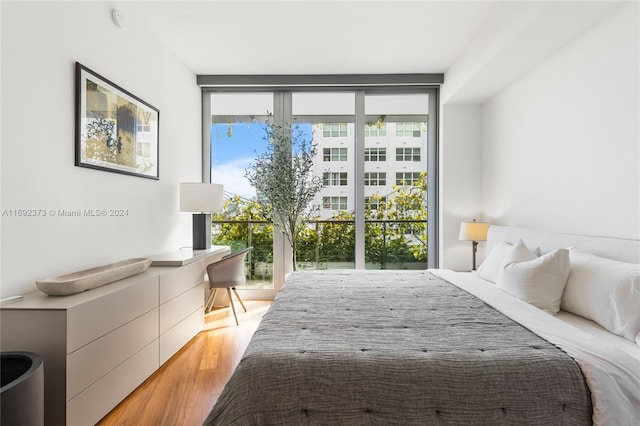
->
(205, 270), (592, 425)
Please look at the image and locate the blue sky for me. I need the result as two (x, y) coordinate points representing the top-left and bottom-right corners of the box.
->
(210, 122), (312, 199)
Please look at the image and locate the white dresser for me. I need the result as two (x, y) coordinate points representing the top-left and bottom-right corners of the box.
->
(0, 245), (230, 426)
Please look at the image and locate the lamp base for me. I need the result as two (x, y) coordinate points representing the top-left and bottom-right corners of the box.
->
(192, 213), (211, 250)
(471, 240), (479, 270)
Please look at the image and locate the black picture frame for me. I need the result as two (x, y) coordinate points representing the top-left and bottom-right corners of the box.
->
(75, 62), (159, 180)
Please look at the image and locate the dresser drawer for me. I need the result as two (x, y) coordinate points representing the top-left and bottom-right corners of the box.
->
(159, 260), (204, 304)
(66, 275), (159, 353)
(159, 285), (204, 334)
(66, 308), (158, 401)
(67, 340), (159, 426)
(159, 308), (204, 365)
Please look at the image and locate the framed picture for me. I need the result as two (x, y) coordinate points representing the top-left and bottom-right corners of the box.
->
(75, 62), (159, 179)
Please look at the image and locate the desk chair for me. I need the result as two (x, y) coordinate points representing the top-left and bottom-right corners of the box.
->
(205, 247), (252, 325)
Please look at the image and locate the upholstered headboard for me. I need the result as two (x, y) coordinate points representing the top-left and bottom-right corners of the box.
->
(487, 225), (640, 264)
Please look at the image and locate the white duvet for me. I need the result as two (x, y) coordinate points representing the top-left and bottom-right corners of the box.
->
(430, 269), (640, 426)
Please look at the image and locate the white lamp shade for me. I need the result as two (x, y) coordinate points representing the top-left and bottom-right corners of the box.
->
(459, 221), (489, 241)
(180, 183), (224, 213)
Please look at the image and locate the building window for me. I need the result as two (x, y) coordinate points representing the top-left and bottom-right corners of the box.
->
(323, 147), (347, 161)
(395, 122), (421, 137)
(136, 111), (152, 133)
(396, 172), (421, 185)
(364, 172), (387, 186)
(323, 196), (348, 210)
(323, 123), (348, 137)
(136, 141), (150, 158)
(364, 147), (386, 162)
(365, 196), (386, 210)
(364, 123), (387, 137)
(137, 122), (151, 132)
(323, 172), (348, 186)
(396, 147), (421, 162)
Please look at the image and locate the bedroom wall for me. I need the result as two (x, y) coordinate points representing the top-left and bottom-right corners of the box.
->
(0, 2), (201, 298)
(440, 104), (484, 271)
(482, 2), (639, 240)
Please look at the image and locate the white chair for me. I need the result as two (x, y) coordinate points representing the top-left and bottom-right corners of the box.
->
(205, 247), (252, 325)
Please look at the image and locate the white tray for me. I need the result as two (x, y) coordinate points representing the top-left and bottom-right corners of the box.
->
(35, 258), (152, 296)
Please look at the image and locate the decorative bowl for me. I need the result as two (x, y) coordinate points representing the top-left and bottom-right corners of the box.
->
(35, 258), (152, 296)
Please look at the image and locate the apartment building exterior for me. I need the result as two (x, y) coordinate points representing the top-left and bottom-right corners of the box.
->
(311, 121), (428, 219)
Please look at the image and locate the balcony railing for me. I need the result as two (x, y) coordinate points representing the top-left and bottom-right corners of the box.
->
(211, 219), (427, 278)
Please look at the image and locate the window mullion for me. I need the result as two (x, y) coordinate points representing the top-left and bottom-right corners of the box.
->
(354, 91), (365, 269)
(202, 92), (212, 183)
(272, 91), (293, 283)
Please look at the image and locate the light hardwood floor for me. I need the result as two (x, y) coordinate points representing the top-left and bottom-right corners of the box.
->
(98, 300), (272, 426)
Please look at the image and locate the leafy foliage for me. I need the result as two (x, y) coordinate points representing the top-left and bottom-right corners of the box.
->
(211, 195), (274, 278)
(381, 171), (428, 262)
(211, 172), (428, 271)
(245, 121), (324, 270)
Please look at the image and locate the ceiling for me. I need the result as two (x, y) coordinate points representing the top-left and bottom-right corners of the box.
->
(116, 1), (622, 103)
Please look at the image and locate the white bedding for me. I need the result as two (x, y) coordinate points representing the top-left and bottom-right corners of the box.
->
(430, 269), (640, 426)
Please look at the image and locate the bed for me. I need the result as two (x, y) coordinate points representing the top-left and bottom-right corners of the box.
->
(205, 226), (640, 425)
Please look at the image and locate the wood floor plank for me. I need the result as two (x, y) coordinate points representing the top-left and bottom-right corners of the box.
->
(98, 300), (271, 426)
(200, 333), (222, 371)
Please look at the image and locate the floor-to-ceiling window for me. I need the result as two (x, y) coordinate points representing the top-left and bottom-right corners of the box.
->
(362, 93), (429, 270)
(200, 75), (440, 294)
(292, 92), (356, 268)
(208, 92), (277, 298)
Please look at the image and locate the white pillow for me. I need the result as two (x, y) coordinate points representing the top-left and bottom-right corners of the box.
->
(496, 248), (570, 315)
(613, 276), (640, 345)
(477, 241), (511, 282)
(561, 248), (640, 342)
(478, 240), (537, 283)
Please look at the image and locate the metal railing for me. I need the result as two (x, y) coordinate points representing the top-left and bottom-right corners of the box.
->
(211, 219), (427, 275)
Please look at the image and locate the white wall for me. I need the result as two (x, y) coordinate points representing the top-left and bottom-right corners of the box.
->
(482, 2), (639, 240)
(440, 105), (483, 271)
(1, 2), (202, 298)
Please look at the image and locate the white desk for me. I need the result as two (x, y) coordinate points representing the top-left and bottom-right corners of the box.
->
(149, 245), (230, 267)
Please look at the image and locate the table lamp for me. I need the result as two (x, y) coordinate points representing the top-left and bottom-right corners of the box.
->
(180, 183), (224, 250)
(459, 219), (489, 270)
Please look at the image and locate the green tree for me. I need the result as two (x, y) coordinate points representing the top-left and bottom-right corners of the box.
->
(211, 195), (273, 277)
(382, 172), (428, 263)
(245, 121), (324, 270)
(317, 211), (356, 263)
(364, 194), (386, 266)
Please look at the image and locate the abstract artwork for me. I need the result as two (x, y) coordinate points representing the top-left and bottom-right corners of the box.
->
(75, 62), (159, 179)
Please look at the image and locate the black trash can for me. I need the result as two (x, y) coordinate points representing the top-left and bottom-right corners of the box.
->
(1, 352), (44, 426)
